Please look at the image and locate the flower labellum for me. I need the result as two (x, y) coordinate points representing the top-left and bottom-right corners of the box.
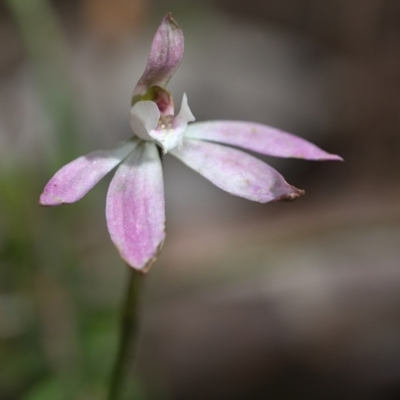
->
(40, 13), (342, 272)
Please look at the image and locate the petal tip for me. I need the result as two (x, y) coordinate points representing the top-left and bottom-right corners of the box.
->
(39, 191), (65, 207)
(330, 154), (344, 162)
(163, 12), (180, 30)
(123, 239), (165, 274)
(274, 187), (305, 202)
(312, 153), (343, 162)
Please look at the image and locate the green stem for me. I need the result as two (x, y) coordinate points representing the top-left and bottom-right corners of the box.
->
(108, 267), (144, 400)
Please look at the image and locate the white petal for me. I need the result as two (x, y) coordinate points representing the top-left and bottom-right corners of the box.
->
(175, 93), (195, 126)
(150, 94), (195, 153)
(129, 101), (160, 140)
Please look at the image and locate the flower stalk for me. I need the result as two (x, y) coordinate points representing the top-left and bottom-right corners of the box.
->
(108, 268), (144, 400)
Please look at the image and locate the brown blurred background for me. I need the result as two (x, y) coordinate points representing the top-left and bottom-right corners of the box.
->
(0, 0), (400, 399)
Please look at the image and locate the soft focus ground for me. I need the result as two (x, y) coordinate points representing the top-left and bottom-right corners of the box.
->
(0, 0), (399, 399)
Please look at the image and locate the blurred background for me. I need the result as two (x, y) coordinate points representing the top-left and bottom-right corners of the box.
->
(0, 0), (400, 399)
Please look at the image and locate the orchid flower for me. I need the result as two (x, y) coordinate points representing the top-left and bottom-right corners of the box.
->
(40, 13), (342, 272)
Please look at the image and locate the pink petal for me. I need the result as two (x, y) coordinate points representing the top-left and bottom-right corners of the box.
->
(132, 13), (184, 98)
(106, 142), (165, 271)
(184, 121), (343, 161)
(171, 139), (304, 203)
(40, 141), (138, 206)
